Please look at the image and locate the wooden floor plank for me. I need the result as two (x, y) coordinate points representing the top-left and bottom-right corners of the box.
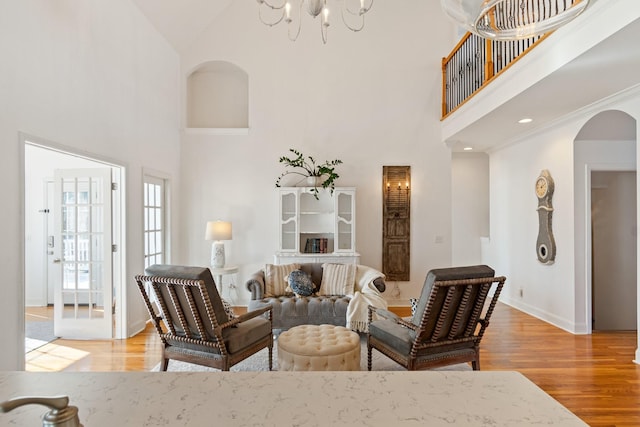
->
(25, 303), (640, 426)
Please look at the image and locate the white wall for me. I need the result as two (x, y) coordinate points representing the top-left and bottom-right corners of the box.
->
(0, 0), (181, 370)
(485, 97), (640, 334)
(486, 121), (578, 331)
(177, 1), (458, 305)
(452, 152), (489, 265)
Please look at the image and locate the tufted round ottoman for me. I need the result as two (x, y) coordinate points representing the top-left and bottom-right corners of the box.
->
(277, 324), (360, 371)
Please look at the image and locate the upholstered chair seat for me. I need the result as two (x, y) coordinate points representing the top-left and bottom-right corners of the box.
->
(368, 265), (506, 371)
(136, 265), (273, 371)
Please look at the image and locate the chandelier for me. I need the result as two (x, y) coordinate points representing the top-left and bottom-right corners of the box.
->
(440, 0), (590, 40)
(256, 0), (374, 44)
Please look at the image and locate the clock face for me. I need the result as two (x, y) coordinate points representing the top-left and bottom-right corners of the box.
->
(536, 177), (548, 198)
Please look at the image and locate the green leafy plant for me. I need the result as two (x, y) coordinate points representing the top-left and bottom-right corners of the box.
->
(275, 148), (343, 199)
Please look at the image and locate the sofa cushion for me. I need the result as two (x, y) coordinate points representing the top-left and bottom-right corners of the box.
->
(265, 263), (300, 297)
(319, 263), (356, 296)
(286, 269), (316, 297)
(249, 295), (351, 330)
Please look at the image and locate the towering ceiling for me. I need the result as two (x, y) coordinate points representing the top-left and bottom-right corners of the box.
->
(132, 0), (233, 52)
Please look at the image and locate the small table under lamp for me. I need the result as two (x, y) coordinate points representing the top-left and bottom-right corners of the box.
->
(210, 265), (239, 302)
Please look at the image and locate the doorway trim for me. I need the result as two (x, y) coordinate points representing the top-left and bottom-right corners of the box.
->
(584, 162), (636, 335)
(21, 132), (128, 340)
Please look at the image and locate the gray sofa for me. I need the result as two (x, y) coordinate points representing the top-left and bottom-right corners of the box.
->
(246, 263), (386, 330)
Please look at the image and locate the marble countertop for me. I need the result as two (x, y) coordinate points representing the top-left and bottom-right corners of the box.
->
(0, 371), (587, 426)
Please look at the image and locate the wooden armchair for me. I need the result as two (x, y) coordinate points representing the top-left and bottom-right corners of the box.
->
(367, 265), (505, 371)
(136, 265), (273, 371)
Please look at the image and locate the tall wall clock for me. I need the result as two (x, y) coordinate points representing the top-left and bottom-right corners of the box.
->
(535, 169), (556, 264)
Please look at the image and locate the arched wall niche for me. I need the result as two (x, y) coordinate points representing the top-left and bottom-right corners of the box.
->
(187, 60), (249, 129)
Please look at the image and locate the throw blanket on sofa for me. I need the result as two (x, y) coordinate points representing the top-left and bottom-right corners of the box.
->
(347, 266), (387, 333)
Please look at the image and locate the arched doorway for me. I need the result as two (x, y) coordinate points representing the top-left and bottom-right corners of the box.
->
(575, 109), (637, 334)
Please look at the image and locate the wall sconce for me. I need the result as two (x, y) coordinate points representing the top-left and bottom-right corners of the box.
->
(386, 181), (410, 192)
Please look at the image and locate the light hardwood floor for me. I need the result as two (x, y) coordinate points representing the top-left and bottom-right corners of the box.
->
(25, 303), (640, 426)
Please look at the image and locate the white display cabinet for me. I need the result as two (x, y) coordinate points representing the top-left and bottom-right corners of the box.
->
(275, 187), (359, 264)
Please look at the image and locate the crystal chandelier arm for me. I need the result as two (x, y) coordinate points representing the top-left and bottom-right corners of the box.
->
(287, 1), (304, 41)
(259, 6), (286, 26)
(320, 7), (329, 44)
(343, 0), (374, 16)
(258, 0), (287, 10)
(257, 0), (375, 42)
(341, 3), (366, 32)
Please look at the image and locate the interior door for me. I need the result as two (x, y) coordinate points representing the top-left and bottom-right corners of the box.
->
(53, 168), (113, 339)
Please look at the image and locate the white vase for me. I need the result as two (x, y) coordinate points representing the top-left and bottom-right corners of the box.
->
(306, 176), (323, 187)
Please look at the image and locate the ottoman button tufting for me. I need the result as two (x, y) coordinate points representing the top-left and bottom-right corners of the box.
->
(278, 324), (360, 371)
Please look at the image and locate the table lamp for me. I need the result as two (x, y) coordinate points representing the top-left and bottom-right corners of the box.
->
(205, 220), (232, 268)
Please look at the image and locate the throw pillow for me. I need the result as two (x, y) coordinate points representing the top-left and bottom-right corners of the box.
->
(410, 298), (419, 317)
(286, 269), (316, 297)
(264, 263), (300, 297)
(221, 297), (236, 319)
(319, 263), (356, 296)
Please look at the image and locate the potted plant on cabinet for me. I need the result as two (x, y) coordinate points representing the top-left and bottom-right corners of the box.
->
(275, 148), (343, 199)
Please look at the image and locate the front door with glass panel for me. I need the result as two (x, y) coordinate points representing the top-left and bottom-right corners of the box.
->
(53, 168), (113, 339)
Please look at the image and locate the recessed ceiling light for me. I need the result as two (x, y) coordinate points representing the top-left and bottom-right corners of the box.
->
(518, 118), (533, 124)
(463, 147), (473, 151)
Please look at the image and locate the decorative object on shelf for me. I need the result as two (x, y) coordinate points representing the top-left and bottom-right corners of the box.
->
(440, 0), (590, 40)
(256, 0), (374, 44)
(304, 237), (329, 253)
(275, 148), (343, 199)
(276, 187), (358, 264)
(382, 166), (411, 282)
(205, 220), (233, 268)
(535, 169), (556, 264)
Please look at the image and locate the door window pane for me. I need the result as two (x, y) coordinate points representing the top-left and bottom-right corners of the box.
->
(143, 176), (167, 269)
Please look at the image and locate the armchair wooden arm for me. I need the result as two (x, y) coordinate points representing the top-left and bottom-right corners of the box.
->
(219, 305), (272, 330)
(368, 306), (417, 331)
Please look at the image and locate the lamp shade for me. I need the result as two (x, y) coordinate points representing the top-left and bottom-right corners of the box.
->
(205, 221), (232, 241)
(440, 0), (590, 40)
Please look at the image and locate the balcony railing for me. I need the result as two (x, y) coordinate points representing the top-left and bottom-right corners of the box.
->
(442, 32), (545, 118)
(442, 0), (589, 117)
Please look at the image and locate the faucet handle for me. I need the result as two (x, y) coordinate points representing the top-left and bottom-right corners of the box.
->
(0, 395), (82, 427)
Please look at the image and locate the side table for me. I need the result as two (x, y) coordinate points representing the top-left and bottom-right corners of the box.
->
(210, 265), (239, 303)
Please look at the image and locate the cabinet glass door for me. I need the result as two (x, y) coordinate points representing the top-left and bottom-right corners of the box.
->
(335, 190), (355, 252)
(280, 191), (297, 251)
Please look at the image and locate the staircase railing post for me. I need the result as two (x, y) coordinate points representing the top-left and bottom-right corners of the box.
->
(484, 39), (494, 82)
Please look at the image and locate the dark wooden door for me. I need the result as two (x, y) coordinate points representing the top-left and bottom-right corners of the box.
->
(383, 166), (410, 281)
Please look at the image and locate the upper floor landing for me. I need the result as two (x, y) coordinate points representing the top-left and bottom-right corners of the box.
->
(441, 0), (640, 152)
